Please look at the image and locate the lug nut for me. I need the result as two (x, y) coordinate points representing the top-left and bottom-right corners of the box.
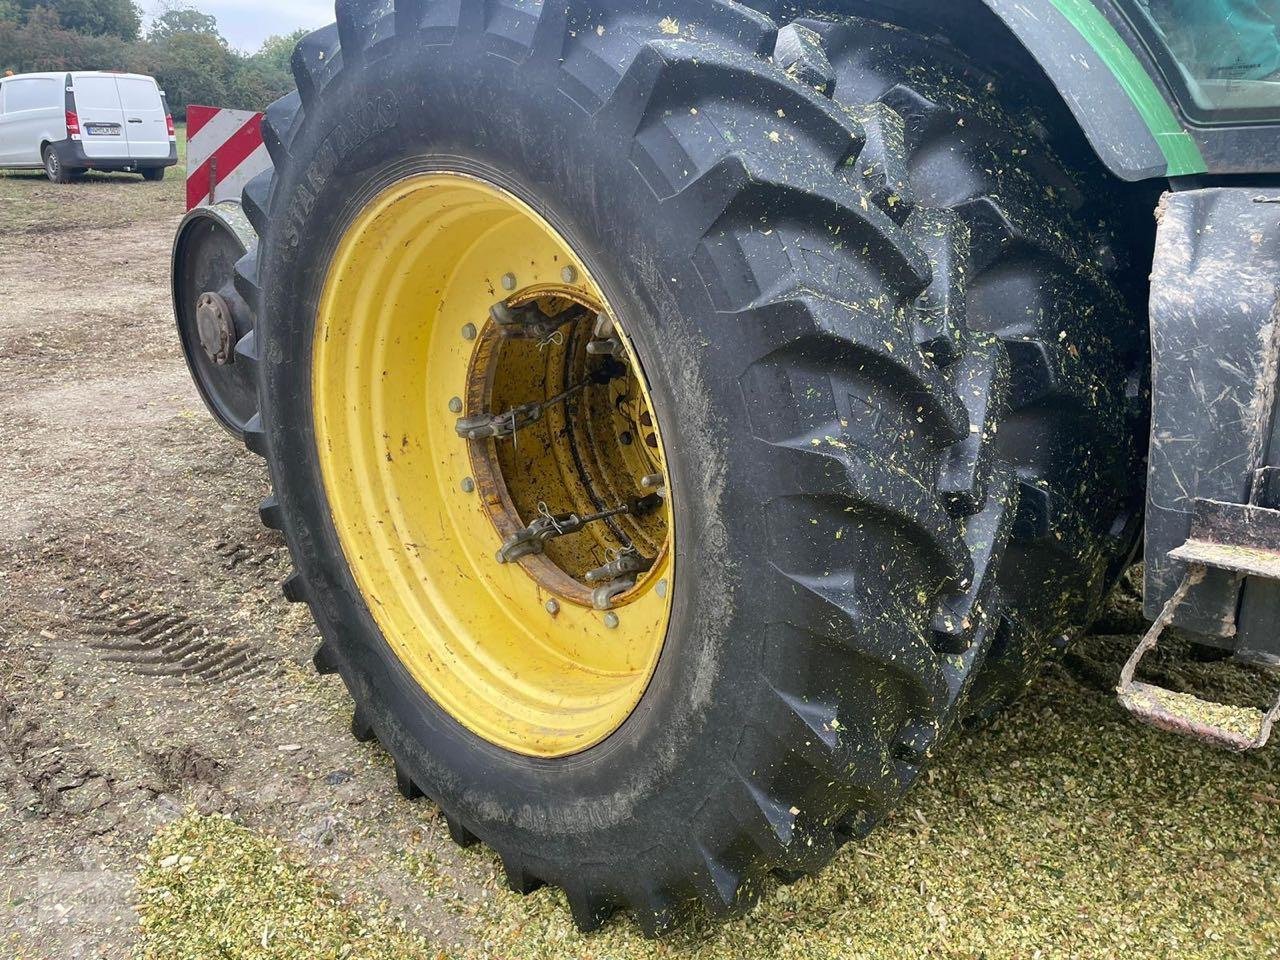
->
(461, 323), (477, 341)
(561, 265), (578, 284)
(448, 396), (463, 413)
(545, 599), (560, 616)
(460, 477), (475, 494)
(603, 612), (620, 629)
(501, 273), (517, 291)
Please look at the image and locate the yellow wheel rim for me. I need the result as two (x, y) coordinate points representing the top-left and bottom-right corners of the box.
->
(313, 173), (674, 757)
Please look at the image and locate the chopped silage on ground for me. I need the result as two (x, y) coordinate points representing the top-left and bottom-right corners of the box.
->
(135, 625), (1280, 960)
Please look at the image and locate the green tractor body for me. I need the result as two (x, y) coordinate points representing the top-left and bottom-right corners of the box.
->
(984, 0), (1279, 178)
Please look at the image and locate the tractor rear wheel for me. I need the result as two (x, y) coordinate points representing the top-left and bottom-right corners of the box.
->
(233, 0), (1144, 933)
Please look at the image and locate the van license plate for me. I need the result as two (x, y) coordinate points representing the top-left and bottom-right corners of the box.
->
(86, 124), (120, 136)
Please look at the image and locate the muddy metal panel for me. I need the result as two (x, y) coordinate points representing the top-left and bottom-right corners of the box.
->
(1144, 188), (1280, 642)
(1238, 394), (1280, 663)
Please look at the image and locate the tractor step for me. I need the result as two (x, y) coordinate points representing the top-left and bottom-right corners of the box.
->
(1118, 499), (1280, 750)
(1118, 681), (1279, 751)
(1166, 499), (1280, 580)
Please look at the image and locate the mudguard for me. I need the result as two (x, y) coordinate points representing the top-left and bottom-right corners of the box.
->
(974, 0), (1278, 179)
(1144, 187), (1280, 662)
(981, 0), (1192, 180)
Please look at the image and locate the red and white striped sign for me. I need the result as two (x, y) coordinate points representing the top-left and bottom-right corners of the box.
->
(185, 104), (271, 210)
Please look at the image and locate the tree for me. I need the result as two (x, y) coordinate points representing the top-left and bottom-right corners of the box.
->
(14, 0), (141, 40)
(141, 30), (232, 118)
(147, 5), (222, 44)
(227, 56), (292, 111)
(255, 29), (308, 71)
(221, 29), (306, 110)
(0, 7), (131, 73)
(0, 0), (299, 117)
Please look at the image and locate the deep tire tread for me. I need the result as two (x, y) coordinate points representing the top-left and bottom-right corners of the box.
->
(232, 252), (262, 315)
(848, 101), (915, 223)
(312, 640), (339, 675)
(240, 173), (272, 239)
(351, 706), (377, 742)
(394, 760), (425, 800)
(261, 91), (303, 168)
(444, 813), (480, 848)
(241, 412), (267, 457)
(290, 24), (344, 109)
(258, 494), (283, 531)
(817, 12), (1146, 717)
(502, 856), (546, 895)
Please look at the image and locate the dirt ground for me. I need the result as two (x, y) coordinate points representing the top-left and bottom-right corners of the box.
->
(1, 167), (1277, 960)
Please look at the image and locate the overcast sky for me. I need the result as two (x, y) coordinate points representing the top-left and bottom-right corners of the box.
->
(145, 1), (334, 53)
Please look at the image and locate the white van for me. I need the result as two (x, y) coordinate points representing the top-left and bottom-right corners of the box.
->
(0, 71), (178, 183)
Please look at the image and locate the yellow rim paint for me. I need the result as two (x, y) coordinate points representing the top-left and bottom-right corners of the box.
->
(313, 173), (674, 757)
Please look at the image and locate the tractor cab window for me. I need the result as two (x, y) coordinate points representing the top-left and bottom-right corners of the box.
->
(1129, 0), (1280, 119)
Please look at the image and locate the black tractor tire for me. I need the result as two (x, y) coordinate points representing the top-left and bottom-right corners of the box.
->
(233, 0), (1145, 934)
(142, 167), (166, 182)
(43, 145), (74, 184)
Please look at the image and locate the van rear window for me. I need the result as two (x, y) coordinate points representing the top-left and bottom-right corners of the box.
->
(116, 77), (160, 110)
(2, 78), (58, 113)
(74, 77), (122, 111)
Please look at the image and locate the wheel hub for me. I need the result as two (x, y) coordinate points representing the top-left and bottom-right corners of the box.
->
(170, 201), (260, 438)
(313, 172), (675, 757)
(196, 291), (237, 365)
(461, 289), (669, 610)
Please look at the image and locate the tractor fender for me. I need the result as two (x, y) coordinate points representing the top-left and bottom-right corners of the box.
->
(782, 0), (1206, 179)
(977, 0), (1198, 181)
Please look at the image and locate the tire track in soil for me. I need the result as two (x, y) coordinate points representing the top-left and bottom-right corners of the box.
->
(75, 586), (276, 684)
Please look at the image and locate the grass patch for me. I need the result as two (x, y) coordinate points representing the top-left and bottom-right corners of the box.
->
(133, 812), (435, 960)
(0, 122), (186, 236)
(132, 631), (1280, 959)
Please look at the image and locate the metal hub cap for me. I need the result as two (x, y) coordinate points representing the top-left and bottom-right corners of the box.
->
(195, 291), (237, 365)
(313, 173), (675, 757)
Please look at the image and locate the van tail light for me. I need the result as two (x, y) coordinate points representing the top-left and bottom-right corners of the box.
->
(166, 114), (176, 139)
(66, 110), (81, 139)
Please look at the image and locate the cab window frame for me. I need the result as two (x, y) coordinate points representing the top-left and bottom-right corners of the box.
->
(1112, 0), (1280, 126)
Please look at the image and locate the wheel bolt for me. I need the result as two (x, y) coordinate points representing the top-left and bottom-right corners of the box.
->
(461, 477), (475, 494)
(561, 266), (578, 284)
(545, 599), (560, 616)
(448, 396), (463, 413)
(603, 612), (620, 629)
(461, 323), (477, 341)
(501, 272), (517, 291)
